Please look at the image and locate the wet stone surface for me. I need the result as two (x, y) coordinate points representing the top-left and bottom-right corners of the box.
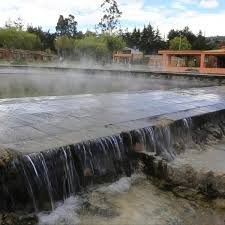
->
(37, 175), (225, 225)
(0, 86), (225, 153)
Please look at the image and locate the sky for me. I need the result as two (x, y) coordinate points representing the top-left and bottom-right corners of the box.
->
(0, 0), (224, 37)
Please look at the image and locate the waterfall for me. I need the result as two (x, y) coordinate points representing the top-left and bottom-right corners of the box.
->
(1, 134), (131, 212)
(0, 117), (196, 212)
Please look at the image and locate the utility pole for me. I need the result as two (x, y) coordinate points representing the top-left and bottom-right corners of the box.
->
(178, 33), (182, 67)
(179, 33), (182, 50)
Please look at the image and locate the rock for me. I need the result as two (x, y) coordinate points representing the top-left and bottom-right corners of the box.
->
(84, 201), (120, 218)
(173, 142), (185, 154)
(1, 213), (18, 225)
(213, 199), (225, 209)
(82, 192), (120, 218)
(172, 186), (204, 201)
(0, 213), (38, 225)
(0, 147), (20, 169)
(140, 151), (225, 199)
(19, 214), (38, 225)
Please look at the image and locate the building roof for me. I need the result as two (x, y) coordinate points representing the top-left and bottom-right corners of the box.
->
(159, 50), (203, 55)
(159, 49), (225, 55)
(204, 49), (225, 54)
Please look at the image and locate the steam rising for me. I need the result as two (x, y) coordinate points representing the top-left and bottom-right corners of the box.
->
(0, 65), (212, 99)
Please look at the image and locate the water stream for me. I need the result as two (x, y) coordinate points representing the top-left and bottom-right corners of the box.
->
(1, 113), (225, 224)
(38, 174), (225, 225)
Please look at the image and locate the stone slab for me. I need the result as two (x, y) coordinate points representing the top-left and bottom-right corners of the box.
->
(1, 86), (225, 154)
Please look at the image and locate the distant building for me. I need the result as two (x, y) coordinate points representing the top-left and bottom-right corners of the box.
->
(159, 48), (225, 74)
(0, 48), (54, 62)
(113, 47), (144, 64)
(144, 55), (163, 67)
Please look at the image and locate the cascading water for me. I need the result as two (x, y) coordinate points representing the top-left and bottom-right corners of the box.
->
(2, 115), (216, 216)
(0, 134), (134, 212)
(1, 108), (225, 225)
(127, 118), (193, 160)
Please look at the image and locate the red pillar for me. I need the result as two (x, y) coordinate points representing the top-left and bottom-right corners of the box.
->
(162, 54), (170, 68)
(200, 54), (205, 69)
(168, 55), (172, 66)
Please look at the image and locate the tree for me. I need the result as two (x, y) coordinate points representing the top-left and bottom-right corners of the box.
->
(130, 28), (141, 49)
(98, 0), (122, 33)
(27, 26), (56, 51)
(154, 28), (167, 52)
(140, 24), (159, 54)
(75, 35), (109, 60)
(192, 31), (211, 50)
(101, 34), (125, 53)
(206, 36), (225, 49)
(168, 27), (197, 50)
(167, 29), (181, 41)
(54, 35), (75, 57)
(56, 14), (78, 37)
(122, 28), (132, 48)
(122, 23), (167, 54)
(54, 32), (125, 61)
(5, 17), (24, 30)
(182, 26), (196, 46)
(0, 28), (42, 50)
(169, 36), (191, 50)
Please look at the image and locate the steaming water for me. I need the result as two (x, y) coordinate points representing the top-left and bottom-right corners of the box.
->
(0, 68), (223, 223)
(38, 174), (225, 225)
(0, 70), (213, 98)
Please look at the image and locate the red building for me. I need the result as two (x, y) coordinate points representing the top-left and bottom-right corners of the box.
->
(113, 47), (143, 64)
(0, 48), (53, 62)
(159, 49), (225, 74)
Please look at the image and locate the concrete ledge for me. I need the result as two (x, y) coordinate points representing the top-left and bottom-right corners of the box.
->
(0, 86), (225, 153)
(0, 86), (225, 212)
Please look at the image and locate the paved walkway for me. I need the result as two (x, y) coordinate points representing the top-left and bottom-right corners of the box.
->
(1, 86), (225, 154)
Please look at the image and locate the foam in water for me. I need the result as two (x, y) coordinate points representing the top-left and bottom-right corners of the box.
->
(96, 174), (144, 194)
(37, 174), (143, 225)
(38, 196), (82, 225)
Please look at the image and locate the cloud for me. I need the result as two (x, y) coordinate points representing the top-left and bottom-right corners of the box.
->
(0, 0), (224, 36)
(0, 0), (103, 30)
(173, 0), (220, 8)
(172, 2), (187, 10)
(199, 0), (219, 8)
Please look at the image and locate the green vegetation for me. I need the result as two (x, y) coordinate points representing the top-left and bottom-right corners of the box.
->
(169, 36), (192, 50)
(75, 35), (108, 60)
(55, 36), (75, 50)
(55, 33), (125, 61)
(167, 27), (213, 50)
(122, 25), (219, 54)
(0, 28), (41, 50)
(123, 24), (166, 54)
(27, 26), (56, 51)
